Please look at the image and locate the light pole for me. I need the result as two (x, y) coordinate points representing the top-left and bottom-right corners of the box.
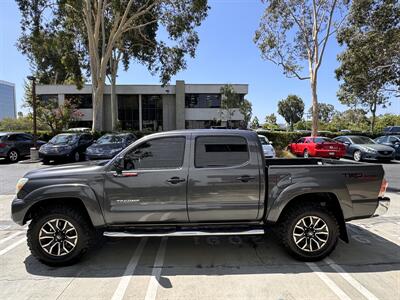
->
(27, 76), (37, 148)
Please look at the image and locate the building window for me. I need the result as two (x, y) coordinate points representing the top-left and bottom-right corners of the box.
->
(185, 94), (221, 108)
(37, 94), (58, 106)
(185, 120), (221, 129)
(65, 94), (93, 108)
(142, 95), (163, 131)
(118, 95), (139, 130)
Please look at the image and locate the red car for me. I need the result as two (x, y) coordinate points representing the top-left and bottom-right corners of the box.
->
(288, 136), (345, 159)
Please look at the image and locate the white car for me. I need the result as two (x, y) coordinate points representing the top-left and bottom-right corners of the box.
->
(258, 135), (276, 158)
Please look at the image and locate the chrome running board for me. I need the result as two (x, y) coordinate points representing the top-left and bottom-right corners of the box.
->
(103, 229), (264, 238)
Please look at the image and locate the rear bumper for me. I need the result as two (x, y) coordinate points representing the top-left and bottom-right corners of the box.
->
(373, 197), (390, 217)
(315, 150), (344, 158)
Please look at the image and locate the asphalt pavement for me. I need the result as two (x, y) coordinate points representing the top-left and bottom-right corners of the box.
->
(0, 158), (399, 300)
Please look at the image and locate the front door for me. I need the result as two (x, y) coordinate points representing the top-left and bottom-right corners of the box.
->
(103, 135), (189, 224)
(187, 135), (260, 222)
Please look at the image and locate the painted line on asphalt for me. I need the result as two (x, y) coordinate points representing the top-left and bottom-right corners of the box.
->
(144, 237), (168, 300)
(0, 231), (24, 245)
(324, 257), (379, 300)
(111, 237), (148, 300)
(306, 262), (351, 300)
(0, 237), (26, 256)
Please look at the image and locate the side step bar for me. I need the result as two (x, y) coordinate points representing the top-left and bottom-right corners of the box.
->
(104, 229), (265, 238)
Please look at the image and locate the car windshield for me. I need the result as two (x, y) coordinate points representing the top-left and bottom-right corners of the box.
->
(313, 137), (335, 143)
(49, 134), (79, 145)
(97, 134), (126, 144)
(350, 136), (375, 144)
(258, 136), (269, 145)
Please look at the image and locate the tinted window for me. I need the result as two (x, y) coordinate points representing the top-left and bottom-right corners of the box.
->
(195, 136), (249, 168)
(124, 137), (185, 170)
(350, 136), (375, 144)
(313, 137), (335, 143)
(389, 136), (399, 143)
(65, 94), (93, 109)
(16, 134), (32, 141)
(297, 138), (305, 143)
(185, 94), (222, 108)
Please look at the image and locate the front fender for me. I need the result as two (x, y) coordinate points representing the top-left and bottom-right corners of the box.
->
(12, 184), (106, 227)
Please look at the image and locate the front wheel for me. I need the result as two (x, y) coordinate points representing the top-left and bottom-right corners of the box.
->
(278, 204), (339, 261)
(353, 150), (362, 162)
(27, 205), (96, 266)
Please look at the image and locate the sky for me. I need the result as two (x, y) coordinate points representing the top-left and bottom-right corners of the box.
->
(0, 0), (399, 123)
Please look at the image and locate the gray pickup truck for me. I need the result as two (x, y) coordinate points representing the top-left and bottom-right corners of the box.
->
(11, 130), (390, 266)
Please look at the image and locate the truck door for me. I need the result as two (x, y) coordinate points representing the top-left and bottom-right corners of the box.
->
(103, 135), (189, 224)
(187, 135), (260, 221)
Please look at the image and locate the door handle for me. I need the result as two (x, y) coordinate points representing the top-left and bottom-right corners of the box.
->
(236, 175), (255, 182)
(166, 177), (186, 184)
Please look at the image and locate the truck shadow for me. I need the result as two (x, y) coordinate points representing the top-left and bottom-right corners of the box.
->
(24, 224), (400, 284)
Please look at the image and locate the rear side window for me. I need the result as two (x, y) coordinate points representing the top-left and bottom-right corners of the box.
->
(124, 137), (185, 170)
(195, 136), (249, 168)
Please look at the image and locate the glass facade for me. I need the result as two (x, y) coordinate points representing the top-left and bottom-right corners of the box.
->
(37, 94), (58, 105)
(142, 95), (163, 131)
(0, 82), (16, 120)
(185, 94), (221, 108)
(65, 94), (93, 108)
(118, 95), (140, 130)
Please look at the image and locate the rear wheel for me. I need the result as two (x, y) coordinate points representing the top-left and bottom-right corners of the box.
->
(353, 150), (362, 162)
(278, 203), (339, 261)
(303, 149), (309, 158)
(27, 205), (96, 266)
(71, 151), (81, 162)
(7, 149), (19, 163)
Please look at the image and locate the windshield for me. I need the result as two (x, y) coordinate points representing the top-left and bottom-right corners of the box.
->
(350, 136), (376, 144)
(258, 136), (269, 145)
(49, 134), (79, 145)
(97, 134), (126, 144)
(313, 137), (335, 143)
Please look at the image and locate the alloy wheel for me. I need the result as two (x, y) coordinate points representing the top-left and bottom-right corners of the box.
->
(353, 150), (361, 162)
(8, 150), (18, 162)
(39, 218), (78, 256)
(292, 216), (329, 252)
(74, 152), (80, 162)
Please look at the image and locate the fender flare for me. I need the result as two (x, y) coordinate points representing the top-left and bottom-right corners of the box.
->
(17, 184), (106, 227)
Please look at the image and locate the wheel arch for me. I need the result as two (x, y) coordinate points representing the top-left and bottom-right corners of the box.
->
(272, 192), (348, 243)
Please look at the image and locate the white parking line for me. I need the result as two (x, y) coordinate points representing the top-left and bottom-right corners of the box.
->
(306, 262), (351, 300)
(111, 237), (148, 300)
(144, 237), (168, 300)
(324, 257), (379, 300)
(0, 237), (26, 256)
(0, 231), (24, 245)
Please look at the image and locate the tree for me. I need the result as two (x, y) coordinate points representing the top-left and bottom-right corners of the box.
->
(238, 99), (252, 128)
(17, 0), (209, 131)
(251, 116), (260, 129)
(62, 0), (209, 131)
(277, 95), (304, 131)
(254, 0), (348, 136)
(16, 0), (85, 87)
(307, 103), (335, 123)
(265, 113), (277, 125)
(23, 82), (83, 134)
(328, 108), (370, 131)
(220, 84), (242, 128)
(335, 0), (400, 132)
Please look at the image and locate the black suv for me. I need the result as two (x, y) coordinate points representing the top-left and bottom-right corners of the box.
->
(0, 132), (45, 162)
(39, 133), (93, 164)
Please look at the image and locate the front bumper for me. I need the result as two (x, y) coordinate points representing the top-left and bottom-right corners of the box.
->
(362, 152), (395, 160)
(39, 152), (70, 159)
(11, 197), (27, 226)
(373, 197), (390, 217)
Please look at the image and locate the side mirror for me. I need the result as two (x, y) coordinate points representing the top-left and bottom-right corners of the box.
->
(112, 156), (124, 173)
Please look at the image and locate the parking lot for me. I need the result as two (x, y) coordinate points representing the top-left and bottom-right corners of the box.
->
(0, 159), (399, 300)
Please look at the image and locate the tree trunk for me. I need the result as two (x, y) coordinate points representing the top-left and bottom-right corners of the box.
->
(370, 102), (377, 133)
(92, 85), (104, 132)
(310, 76), (319, 137)
(110, 56), (118, 131)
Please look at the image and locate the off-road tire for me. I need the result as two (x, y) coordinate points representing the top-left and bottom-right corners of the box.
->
(27, 205), (96, 266)
(277, 203), (339, 261)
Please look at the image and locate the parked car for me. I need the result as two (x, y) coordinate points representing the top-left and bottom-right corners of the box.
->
(12, 129), (390, 266)
(334, 135), (395, 162)
(383, 126), (400, 135)
(258, 135), (276, 158)
(85, 133), (137, 160)
(39, 133), (93, 163)
(0, 132), (45, 162)
(374, 135), (400, 159)
(288, 136), (345, 159)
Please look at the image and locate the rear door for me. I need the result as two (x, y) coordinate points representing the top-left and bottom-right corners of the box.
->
(187, 134), (260, 222)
